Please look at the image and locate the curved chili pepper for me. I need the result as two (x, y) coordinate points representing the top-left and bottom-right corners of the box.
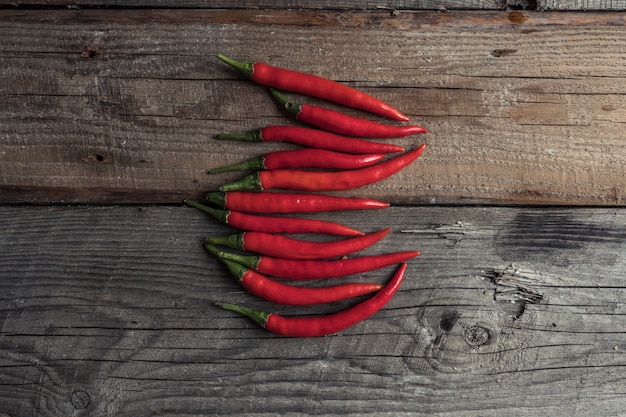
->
(214, 126), (406, 155)
(215, 262), (407, 337)
(185, 200), (364, 236)
(220, 144), (426, 192)
(208, 148), (385, 174)
(206, 191), (389, 214)
(206, 243), (419, 280)
(217, 54), (409, 122)
(218, 257), (383, 306)
(271, 89), (427, 138)
(206, 228), (391, 260)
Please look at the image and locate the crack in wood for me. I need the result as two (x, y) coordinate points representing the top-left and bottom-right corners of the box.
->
(491, 48), (518, 57)
(484, 266), (543, 320)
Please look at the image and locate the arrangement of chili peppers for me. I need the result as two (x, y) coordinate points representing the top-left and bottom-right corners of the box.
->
(216, 54), (409, 122)
(215, 263), (408, 337)
(205, 243), (420, 281)
(217, 255), (384, 306)
(219, 144), (426, 192)
(187, 54), (428, 337)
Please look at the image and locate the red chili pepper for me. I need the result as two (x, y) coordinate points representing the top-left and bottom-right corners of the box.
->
(184, 199), (364, 236)
(217, 256), (383, 306)
(214, 126), (406, 155)
(205, 191), (389, 214)
(215, 262), (407, 337)
(206, 228), (391, 260)
(206, 243), (419, 280)
(220, 144), (426, 192)
(217, 54), (409, 122)
(270, 89), (427, 138)
(207, 148), (385, 174)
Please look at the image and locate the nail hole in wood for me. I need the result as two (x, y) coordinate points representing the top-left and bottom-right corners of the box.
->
(88, 154), (107, 163)
(82, 47), (101, 58)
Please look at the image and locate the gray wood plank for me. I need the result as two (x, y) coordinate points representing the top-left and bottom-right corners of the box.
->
(2, 205), (626, 415)
(539, 0), (626, 10)
(1, 9), (626, 206)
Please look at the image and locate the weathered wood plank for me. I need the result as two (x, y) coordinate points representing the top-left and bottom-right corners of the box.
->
(2, 205), (626, 415)
(0, 0), (509, 10)
(1, 10), (625, 205)
(539, 0), (626, 10)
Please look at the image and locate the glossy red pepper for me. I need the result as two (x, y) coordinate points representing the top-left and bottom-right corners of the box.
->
(215, 262), (407, 337)
(206, 228), (391, 260)
(208, 148), (385, 174)
(271, 89), (427, 138)
(220, 144), (426, 192)
(206, 243), (419, 280)
(205, 191), (389, 214)
(217, 54), (409, 122)
(185, 200), (364, 236)
(214, 126), (406, 155)
(218, 257), (383, 306)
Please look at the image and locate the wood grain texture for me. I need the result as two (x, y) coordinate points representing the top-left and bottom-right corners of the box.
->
(539, 0), (626, 10)
(4, 4), (626, 417)
(0, 0), (509, 9)
(1, 9), (625, 205)
(17, 0), (620, 10)
(2, 205), (626, 416)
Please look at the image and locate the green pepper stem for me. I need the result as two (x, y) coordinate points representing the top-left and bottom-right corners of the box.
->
(204, 244), (261, 270)
(205, 233), (245, 250)
(214, 130), (263, 142)
(205, 191), (227, 208)
(220, 258), (249, 282)
(214, 301), (270, 329)
(204, 242), (226, 258)
(216, 54), (254, 78)
(208, 156), (266, 174)
(219, 173), (263, 192)
(184, 200), (228, 224)
(269, 89), (302, 117)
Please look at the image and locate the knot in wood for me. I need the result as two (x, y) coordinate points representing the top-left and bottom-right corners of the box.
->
(70, 390), (91, 410)
(464, 324), (491, 347)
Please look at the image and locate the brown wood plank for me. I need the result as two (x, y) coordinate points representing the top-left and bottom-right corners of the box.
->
(2, 205), (626, 415)
(1, 9), (625, 205)
(0, 1), (509, 10)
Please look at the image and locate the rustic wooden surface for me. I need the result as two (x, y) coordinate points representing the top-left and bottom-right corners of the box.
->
(3, 1), (625, 10)
(2, 8), (625, 205)
(3, 205), (626, 416)
(2, 3), (626, 416)
(539, 0), (626, 10)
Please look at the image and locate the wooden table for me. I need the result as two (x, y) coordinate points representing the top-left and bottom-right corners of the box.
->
(2, 2), (625, 415)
